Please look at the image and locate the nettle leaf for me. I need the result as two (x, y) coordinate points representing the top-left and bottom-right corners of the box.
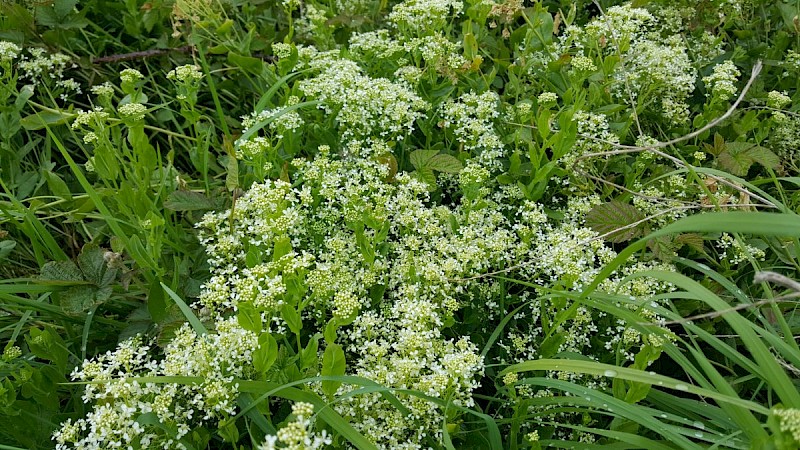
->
(409, 149), (439, 170)
(416, 167), (437, 186)
(586, 200), (646, 243)
(40, 245), (118, 315)
(40, 259), (82, 282)
(427, 154), (463, 173)
(675, 233), (705, 254)
(78, 245), (116, 287)
(717, 141), (779, 176)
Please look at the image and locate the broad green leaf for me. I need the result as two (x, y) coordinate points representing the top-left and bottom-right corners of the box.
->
(237, 302), (262, 333)
(147, 279), (167, 322)
(281, 304), (302, 334)
(228, 52), (264, 76)
(427, 154), (463, 173)
(253, 332), (278, 374)
(21, 110), (71, 130)
(409, 149), (439, 170)
(0, 240), (15, 261)
(161, 283), (207, 335)
(321, 343), (346, 398)
(163, 190), (216, 211)
(585, 200), (646, 243)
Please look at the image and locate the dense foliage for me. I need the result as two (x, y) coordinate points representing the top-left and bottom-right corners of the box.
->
(1, 0), (800, 448)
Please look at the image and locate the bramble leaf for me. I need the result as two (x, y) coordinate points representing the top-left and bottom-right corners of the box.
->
(586, 200), (646, 243)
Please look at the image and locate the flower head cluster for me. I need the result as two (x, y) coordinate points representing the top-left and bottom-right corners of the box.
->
(388, 0), (462, 35)
(118, 102), (147, 121)
(299, 58), (429, 141)
(90, 82), (115, 100)
(53, 319), (260, 449)
(557, 5), (697, 124)
(773, 408), (800, 444)
(18, 48), (73, 86)
(440, 91), (505, 168)
(702, 60), (740, 102)
(71, 107), (110, 130)
(167, 64), (203, 82)
(258, 402), (331, 450)
(0, 41), (21, 63)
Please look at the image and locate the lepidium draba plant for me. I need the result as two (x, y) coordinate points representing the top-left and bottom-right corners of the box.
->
(36, 0), (800, 448)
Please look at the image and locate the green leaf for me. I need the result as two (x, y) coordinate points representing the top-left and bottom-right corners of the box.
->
(253, 333), (278, 374)
(164, 190), (216, 212)
(409, 149), (439, 170)
(20, 110), (71, 130)
(321, 343), (346, 398)
(40, 260), (82, 283)
(43, 170), (72, 201)
(281, 304), (302, 335)
(427, 154), (463, 173)
(416, 167), (437, 186)
(585, 200), (646, 243)
(77, 245), (115, 287)
(300, 334), (320, 370)
(227, 52), (264, 76)
(273, 236), (292, 262)
(0, 240), (15, 261)
(717, 142), (779, 176)
(237, 302), (262, 333)
(147, 279), (167, 322)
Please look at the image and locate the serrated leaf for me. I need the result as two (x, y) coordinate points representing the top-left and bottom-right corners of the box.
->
(717, 142), (779, 176)
(586, 200), (646, 243)
(321, 343), (346, 398)
(427, 154), (463, 173)
(742, 145), (779, 170)
(675, 233), (705, 253)
(60, 286), (103, 315)
(416, 167), (437, 186)
(409, 149), (439, 170)
(164, 190), (216, 211)
(77, 244), (115, 287)
(647, 235), (677, 262)
(40, 260), (82, 282)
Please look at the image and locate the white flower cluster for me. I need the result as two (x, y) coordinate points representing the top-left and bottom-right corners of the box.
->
(17, 48), (75, 89)
(299, 58), (429, 141)
(90, 82), (115, 100)
(773, 408), (800, 443)
(120, 68), (144, 84)
(53, 318), (260, 449)
(440, 91), (505, 168)
(562, 110), (619, 168)
(557, 5), (697, 124)
(72, 107), (110, 130)
(702, 60), (740, 102)
(388, 0), (462, 35)
(258, 402), (331, 450)
(118, 102), (148, 121)
(349, 30), (468, 77)
(240, 97), (305, 142)
(0, 41), (21, 63)
(167, 64), (203, 82)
